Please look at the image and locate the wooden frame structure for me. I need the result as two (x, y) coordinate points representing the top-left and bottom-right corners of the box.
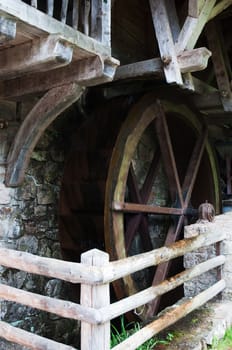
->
(0, 221), (226, 349)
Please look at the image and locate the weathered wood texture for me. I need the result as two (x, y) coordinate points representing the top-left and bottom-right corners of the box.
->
(112, 280), (225, 350)
(149, 0), (183, 84)
(0, 228), (225, 285)
(114, 47), (211, 81)
(0, 255), (225, 325)
(0, 321), (76, 350)
(0, 0), (111, 57)
(175, 0), (216, 52)
(0, 34), (73, 79)
(81, 250), (110, 350)
(0, 283), (98, 324)
(206, 21), (232, 111)
(0, 56), (118, 100)
(5, 84), (85, 187)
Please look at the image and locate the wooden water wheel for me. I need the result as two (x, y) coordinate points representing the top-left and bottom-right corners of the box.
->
(104, 93), (220, 319)
(59, 92), (220, 314)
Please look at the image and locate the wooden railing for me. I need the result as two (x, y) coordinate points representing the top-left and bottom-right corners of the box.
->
(0, 228), (226, 350)
(25, 0), (111, 46)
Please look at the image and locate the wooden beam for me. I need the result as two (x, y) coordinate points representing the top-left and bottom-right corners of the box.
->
(0, 35), (73, 79)
(114, 48), (211, 81)
(178, 47), (211, 73)
(188, 0), (205, 17)
(113, 281), (225, 350)
(206, 21), (232, 111)
(5, 84), (85, 187)
(0, 0), (111, 57)
(112, 201), (184, 215)
(165, 0), (180, 43)
(0, 16), (16, 43)
(176, 0), (216, 52)
(0, 321), (76, 350)
(90, 0), (111, 47)
(149, 0), (183, 84)
(208, 0), (232, 21)
(0, 56), (118, 100)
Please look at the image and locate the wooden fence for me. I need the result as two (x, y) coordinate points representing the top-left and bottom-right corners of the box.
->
(25, 0), (111, 46)
(0, 227), (226, 350)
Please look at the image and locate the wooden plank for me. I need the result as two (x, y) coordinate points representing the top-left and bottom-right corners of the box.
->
(47, 0), (54, 16)
(208, 0), (232, 21)
(178, 47), (211, 73)
(0, 56), (118, 100)
(72, 0), (79, 29)
(149, 0), (183, 84)
(176, 0), (216, 52)
(90, 0), (111, 46)
(165, 0), (180, 43)
(0, 34), (73, 79)
(0, 283), (99, 324)
(30, 0), (37, 8)
(0, 16), (16, 43)
(0, 225), (225, 285)
(81, 249), (110, 350)
(206, 21), (232, 111)
(102, 227), (226, 283)
(5, 84), (84, 186)
(61, 0), (69, 23)
(112, 280), (225, 350)
(0, 321), (76, 350)
(112, 201), (184, 215)
(189, 0), (205, 17)
(0, 0), (111, 57)
(0, 246), (103, 284)
(99, 256), (225, 322)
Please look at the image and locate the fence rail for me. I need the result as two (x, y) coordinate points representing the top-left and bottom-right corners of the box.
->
(0, 227), (225, 349)
(25, 0), (111, 46)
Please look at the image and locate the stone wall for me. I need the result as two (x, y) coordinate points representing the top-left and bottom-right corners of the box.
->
(0, 101), (81, 349)
(184, 212), (232, 300)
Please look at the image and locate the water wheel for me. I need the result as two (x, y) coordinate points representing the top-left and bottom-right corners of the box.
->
(104, 93), (220, 319)
(59, 92), (220, 315)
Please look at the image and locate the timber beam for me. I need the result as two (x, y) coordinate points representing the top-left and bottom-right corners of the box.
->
(5, 84), (85, 187)
(0, 35), (73, 79)
(0, 56), (118, 100)
(114, 48), (211, 81)
(206, 21), (232, 111)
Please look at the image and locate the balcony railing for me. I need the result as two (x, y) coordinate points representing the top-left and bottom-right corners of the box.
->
(23, 0), (111, 46)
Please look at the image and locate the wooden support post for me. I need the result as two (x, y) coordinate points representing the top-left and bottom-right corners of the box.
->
(90, 0), (111, 46)
(175, 0), (216, 52)
(47, 0), (54, 16)
(61, 0), (69, 23)
(81, 249), (110, 350)
(72, 0), (79, 29)
(206, 21), (232, 111)
(149, 0), (183, 85)
(0, 16), (16, 43)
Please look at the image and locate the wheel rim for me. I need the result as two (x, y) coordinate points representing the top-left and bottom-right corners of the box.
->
(104, 93), (220, 319)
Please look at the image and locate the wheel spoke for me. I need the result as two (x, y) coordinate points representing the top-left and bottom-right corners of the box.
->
(154, 101), (184, 207)
(126, 166), (153, 252)
(141, 147), (161, 202)
(174, 127), (208, 236)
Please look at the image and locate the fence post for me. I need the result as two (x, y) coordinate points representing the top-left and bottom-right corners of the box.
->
(81, 249), (110, 350)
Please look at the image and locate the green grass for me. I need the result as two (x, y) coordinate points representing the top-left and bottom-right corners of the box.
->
(110, 316), (174, 349)
(209, 326), (232, 350)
